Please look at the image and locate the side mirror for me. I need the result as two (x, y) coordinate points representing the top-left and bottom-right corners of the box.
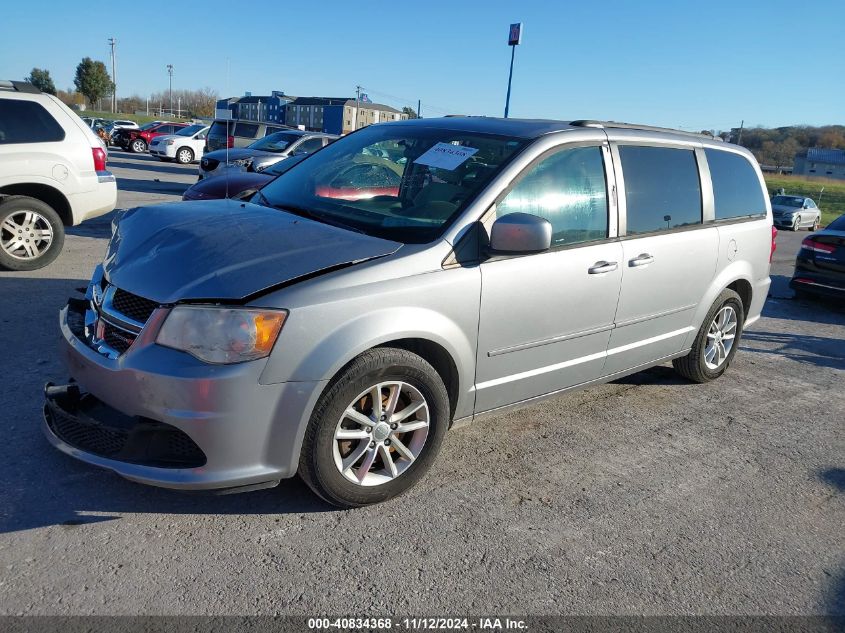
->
(489, 213), (552, 254)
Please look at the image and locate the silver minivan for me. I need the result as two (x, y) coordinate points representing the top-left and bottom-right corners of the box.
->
(44, 118), (774, 507)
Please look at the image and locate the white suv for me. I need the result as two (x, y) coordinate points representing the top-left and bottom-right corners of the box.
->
(149, 124), (208, 164)
(0, 80), (117, 270)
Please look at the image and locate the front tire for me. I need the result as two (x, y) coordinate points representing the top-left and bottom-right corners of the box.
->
(298, 348), (450, 508)
(673, 289), (745, 383)
(130, 139), (147, 153)
(176, 147), (194, 164)
(0, 196), (65, 271)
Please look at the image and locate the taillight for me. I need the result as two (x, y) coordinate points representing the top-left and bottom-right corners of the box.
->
(227, 135), (234, 148)
(770, 225), (777, 262)
(801, 238), (836, 255)
(92, 147), (107, 172)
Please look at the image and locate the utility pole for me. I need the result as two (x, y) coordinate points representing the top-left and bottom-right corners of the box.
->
(737, 119), (744, 145)
(504, 23), (523, 118)
(177, 96), (181, 119)
(166, 64), (174, 116)
(355, 85), (362, 131)
(417, 99), (421, 119)
(108, 37), (117, 113)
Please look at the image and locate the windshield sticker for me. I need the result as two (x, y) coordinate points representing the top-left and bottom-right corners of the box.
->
(414, 142), (479, 170)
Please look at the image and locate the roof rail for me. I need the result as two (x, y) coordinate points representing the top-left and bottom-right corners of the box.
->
(570, 120), (720, 140)
(0, 80), (41, 94)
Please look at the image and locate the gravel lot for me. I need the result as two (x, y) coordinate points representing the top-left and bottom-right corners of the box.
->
(0, 150), (842, 616)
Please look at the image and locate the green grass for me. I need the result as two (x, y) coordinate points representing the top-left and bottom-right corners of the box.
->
(764, 174), (845, 226)
(73, 110), (190, 125)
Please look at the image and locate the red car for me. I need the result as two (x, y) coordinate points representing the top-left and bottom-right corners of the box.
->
(182, 155), (402, 202)
(116, 121), (190, 154)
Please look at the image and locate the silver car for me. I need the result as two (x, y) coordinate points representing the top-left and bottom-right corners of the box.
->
(771, 195), (821, 231)
(44, 118), (774, 507)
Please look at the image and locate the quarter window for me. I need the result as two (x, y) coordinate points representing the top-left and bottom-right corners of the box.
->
(234, 123), (259, 137)
(497, 146), (608, 247)
(0, 100), (65, 144)
(705, 148), (766, 220)
(619, 146), (702, 234)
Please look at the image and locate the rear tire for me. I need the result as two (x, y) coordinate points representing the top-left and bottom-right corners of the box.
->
(298, 348), (450, 508)
(0, 196), (65, 271)
(811, 217), (820, 231)
(673, 289), (745, 383)
(176, 147), (194, 164)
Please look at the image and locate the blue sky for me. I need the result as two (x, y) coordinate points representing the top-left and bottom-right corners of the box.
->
(2, 0), (843, 131)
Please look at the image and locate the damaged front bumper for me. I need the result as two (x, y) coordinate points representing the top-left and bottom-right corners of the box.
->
(43, 288), (326, 492)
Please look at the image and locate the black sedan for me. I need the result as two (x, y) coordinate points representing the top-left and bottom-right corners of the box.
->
(790, 213), (845, 299)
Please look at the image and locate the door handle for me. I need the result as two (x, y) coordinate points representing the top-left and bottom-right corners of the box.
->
(629, 253), (655, 267)
(588, 261), (618, 274)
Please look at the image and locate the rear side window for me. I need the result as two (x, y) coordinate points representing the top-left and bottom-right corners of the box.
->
(497, 146), (608, 247)
(209, 121), (233, 136)
(619, 146), (702, 234)
(705, 149), (766, 220)
(0, 100), (65, 144)
(234, 123), (259, 137)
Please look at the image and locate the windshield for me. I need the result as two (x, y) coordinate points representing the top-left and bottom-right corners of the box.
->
(248, 132), (302, 153)
(177, 124), (206, 137)
(771, 195), (804, 207)
(139, 121), (160, 131)
(258, 124), (526, 243)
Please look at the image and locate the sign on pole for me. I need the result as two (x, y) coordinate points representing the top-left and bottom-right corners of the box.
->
(508, 23), (523, 46)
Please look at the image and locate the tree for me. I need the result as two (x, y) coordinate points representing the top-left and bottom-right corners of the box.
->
(74, 57), (113, 107)
(26, 68), (56, 95)
(402, 106), (420, 119)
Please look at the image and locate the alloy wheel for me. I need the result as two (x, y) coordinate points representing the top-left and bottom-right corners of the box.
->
(332, 381), (430, 487)
(0, 210), (53, 260)
(704, 306), (738, 370)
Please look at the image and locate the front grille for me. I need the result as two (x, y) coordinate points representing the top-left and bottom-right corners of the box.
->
(45, 395), (207, 468)
(102, 321), (135, 354)
(112, 288), (158, 324)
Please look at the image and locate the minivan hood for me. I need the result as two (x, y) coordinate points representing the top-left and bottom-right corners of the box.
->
(103, 199), (402, 304)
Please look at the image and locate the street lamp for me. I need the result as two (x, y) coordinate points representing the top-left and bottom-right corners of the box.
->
(166, 64), (174, 116)
(504, 23), (522, 118)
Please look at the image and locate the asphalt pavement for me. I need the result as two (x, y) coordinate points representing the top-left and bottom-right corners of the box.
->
(0, 151), (842, 616)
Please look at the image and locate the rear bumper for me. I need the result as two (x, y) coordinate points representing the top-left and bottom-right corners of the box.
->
(47, 298), (327, 491)
(68, 178), (117, 225)
(790, 274), (845, 298)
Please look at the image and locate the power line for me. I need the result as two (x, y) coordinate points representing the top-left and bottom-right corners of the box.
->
(359, 86), (457, 116)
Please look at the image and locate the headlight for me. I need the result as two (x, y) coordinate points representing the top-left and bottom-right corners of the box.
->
(231, 158), (251, 168)
(156, 306), (288, 364)
(165, 139), (176, 146)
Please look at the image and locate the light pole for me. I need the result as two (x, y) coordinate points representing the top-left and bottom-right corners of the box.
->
(504, 23), (522, 118)
(166, 64), (174, 116)
(108, 37), (117, 113)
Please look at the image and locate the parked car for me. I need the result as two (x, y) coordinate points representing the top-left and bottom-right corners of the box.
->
(183, 153), (308, 200)
(198, 130), (335, 179)
(771, 195), (821, 231)
(149, 124), (209, 164)
(790, 213), (845, 299)
(205, 118), (293, 152)
(44, 118), (773, 507)
(115, 121), (188, 153)
(0, 80), (116, 270)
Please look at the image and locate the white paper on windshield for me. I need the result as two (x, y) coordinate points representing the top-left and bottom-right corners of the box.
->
(414, 142), (479, 170)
